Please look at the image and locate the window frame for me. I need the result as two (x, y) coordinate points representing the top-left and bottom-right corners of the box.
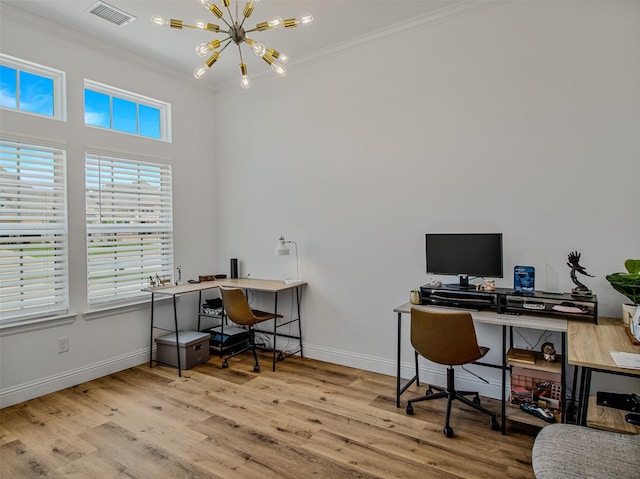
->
(0, 137), (69, 323)
(0, 53), (67, 121)
(84, 79), (172, 142)
(85, 152), (174, 306)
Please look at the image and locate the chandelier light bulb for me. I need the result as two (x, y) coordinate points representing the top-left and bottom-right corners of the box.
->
(268, 16), (283, 28)
(271, 61), (287, 77)
(195, 39), (221, 57)
(299, 14), (314, 25)
(195, 42), (210, 57)
(253, 42), (266, 56)
(150, 15), (169, 26)
(194, 66), (209, 79)
(240, 63), (251, 89)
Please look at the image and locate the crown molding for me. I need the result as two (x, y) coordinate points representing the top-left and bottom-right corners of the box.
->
(214, 0), (511, 92)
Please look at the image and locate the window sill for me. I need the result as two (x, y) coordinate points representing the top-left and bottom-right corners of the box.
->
(0, 313), (78, 337)
(83, 295), (171, 321)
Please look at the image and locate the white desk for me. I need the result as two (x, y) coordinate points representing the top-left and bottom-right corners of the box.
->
(145, 279), (307, 375)
(393, 303), (568, 433)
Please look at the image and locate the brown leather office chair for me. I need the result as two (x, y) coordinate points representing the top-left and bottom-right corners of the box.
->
(406, 308), (500, 437)
(219, 286), (283, 372)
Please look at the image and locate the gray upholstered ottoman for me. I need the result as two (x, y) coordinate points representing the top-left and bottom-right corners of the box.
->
(532, 424), (639, 479)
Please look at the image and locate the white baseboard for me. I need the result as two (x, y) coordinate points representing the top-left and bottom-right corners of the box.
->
(1, 344), (505, 409)
(0, 348), (150, 408)
(302, 343), (504, 400)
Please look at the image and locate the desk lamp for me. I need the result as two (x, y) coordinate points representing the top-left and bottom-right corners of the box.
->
(275, 236), (302, 284)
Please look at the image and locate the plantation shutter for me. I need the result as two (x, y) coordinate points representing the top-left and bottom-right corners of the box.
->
(0, 139), (69, 322)
(85, 154), (173, 304)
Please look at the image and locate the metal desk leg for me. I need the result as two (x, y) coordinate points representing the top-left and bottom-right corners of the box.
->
(561, 331), (567, 423)
(272, 291), (279, 372)
(396, 311), (402, 407)
(149, 292), (155, 368)
(579, 367), (592, 426)
(296, 286), (304, 358)
(173, 295), (181, 377)
(501, 324), (507, 434)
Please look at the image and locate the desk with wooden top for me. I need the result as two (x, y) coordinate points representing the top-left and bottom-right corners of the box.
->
(144, 278), (306, 376)
(568, 317), (640, 433)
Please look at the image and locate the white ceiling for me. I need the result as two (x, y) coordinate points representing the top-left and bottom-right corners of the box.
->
(1, 0), (480, 88)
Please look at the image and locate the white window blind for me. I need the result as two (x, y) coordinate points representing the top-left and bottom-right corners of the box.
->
(85, 154), (173, 304)
(0, 139), (69, 322)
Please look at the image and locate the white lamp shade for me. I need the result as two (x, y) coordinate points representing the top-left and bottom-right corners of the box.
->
(275, 236), (290, 255)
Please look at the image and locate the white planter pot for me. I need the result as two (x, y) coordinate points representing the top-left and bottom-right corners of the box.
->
(622, 303), (639, 331)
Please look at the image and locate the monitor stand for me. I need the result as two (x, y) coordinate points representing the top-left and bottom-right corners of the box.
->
(445, 275), (474, 291)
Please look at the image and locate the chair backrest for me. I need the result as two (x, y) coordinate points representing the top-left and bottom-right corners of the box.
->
(219, 287), (256, 326)
(410, 308), (484, 366)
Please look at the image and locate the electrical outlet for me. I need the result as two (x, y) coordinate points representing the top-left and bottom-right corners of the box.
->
(57, 336), (69, 353)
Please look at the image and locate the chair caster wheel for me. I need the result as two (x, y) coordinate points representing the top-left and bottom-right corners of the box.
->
(443, 426), (454, 438)
(277, 352), (284, 361)
(473, 395), (481, 405)
(406, 404), (414, 415)
(426, 388), (434, 396)
(221, 361), (228, 369)
(253, 365), (260, 373)
(490, 418), (500, 431)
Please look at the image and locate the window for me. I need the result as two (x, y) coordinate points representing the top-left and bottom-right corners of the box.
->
(0, 53), (66, 121)
(85, 154), (173, 305)
(0, 139), (68, 322)
(84, 80), (171, 142)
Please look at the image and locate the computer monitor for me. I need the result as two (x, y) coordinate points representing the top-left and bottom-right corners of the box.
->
(425, 233), (503, 289)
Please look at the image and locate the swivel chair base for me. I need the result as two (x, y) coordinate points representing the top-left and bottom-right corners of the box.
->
(406, 366), (500, 437)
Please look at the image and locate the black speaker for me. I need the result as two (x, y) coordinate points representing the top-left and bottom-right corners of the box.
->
(230, 258), (238, 278)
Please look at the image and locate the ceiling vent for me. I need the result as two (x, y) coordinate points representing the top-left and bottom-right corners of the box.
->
(88, 1), (137, 26)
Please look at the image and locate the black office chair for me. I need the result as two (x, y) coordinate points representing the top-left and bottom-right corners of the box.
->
(406, 308), (500, 437)
(219, 286), (282, 372)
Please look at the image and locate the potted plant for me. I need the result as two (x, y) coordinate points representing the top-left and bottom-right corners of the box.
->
(605, 259), (640, 329)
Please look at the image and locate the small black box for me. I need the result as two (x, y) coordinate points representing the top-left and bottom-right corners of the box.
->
(203, 325), (249, 349)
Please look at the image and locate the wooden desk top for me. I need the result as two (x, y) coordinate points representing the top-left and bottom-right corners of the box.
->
(568, 316), (640, 375)
(144, 278), (307, 296)
(394, 302), (568, 332)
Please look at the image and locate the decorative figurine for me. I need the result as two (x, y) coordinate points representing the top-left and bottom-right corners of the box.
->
(176, 265), (182, 285)
(541, 342), (556, 362)
(567, 251), (594, 297)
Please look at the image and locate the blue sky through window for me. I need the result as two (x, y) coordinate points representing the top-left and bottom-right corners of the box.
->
(84, 88), (161, 139)
(0, 65), (54, 116)
(0, 65), (17, 109)
(20, 71), (54, 116)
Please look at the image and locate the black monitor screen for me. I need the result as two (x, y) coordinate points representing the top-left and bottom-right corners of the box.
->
(426, 233), (503, 288)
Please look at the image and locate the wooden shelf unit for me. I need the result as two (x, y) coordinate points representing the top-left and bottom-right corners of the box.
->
(586, 396), (640, 434)
(506, 347), (563, 427)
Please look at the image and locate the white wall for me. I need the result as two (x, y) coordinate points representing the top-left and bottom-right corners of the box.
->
(0, 9), (218, 406)
(1, 0), (638, 408)
(213, 0), (640, 395)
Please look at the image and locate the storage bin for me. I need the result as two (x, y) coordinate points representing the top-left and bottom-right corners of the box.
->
(155, 330), (210, 369)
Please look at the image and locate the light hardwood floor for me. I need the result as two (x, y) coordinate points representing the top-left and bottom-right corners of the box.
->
(1, 351), (539, 478)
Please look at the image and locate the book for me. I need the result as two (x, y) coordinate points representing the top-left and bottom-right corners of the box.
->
(507, 348), (536, 365)
(514, 265), (535, 293)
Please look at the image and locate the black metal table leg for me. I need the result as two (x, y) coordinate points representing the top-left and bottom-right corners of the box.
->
(272, 291), (279, 371)
(173, 295), (181, 377)
(149, 292), (155, 368)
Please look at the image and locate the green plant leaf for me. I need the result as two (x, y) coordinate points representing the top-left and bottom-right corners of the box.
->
(624, 259), (640, 275)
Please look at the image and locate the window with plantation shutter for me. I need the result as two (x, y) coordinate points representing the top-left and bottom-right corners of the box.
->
(0, 139), (68, 322)
(85, 154), (173, 304)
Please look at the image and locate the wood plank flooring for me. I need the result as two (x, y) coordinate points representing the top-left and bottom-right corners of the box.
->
(1, 352), (539, 478)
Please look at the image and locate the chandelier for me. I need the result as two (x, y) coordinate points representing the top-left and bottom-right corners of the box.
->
(151, 0), (313, 89)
